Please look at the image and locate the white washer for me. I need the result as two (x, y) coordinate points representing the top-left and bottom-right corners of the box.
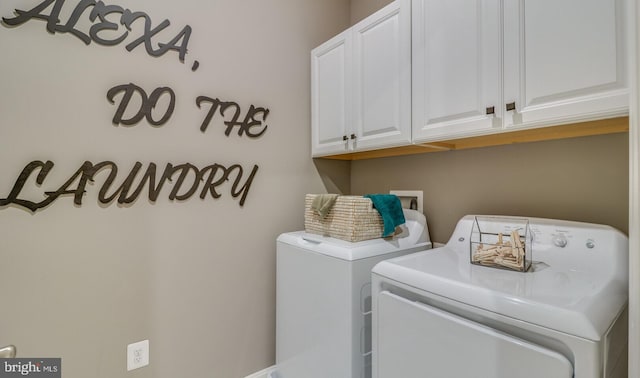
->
(372, 215), (628, 378)
(276, 209), (431, 378)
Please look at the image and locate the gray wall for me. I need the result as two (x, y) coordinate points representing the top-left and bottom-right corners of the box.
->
(351, 0), (395, 23)
(351, 133), (629, 243)
(0, 1), (350, 377)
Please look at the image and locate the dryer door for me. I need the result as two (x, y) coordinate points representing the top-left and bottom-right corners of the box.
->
(376, 291), (573, 378)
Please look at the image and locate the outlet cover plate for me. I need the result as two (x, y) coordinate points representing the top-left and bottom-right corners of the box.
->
(127, 340), (149, 371)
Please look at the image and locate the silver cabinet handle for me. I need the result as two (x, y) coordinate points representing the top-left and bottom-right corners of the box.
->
(0, 345), (16, 358)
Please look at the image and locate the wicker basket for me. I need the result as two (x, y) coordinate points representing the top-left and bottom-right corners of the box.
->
(304, 194), (384, 242)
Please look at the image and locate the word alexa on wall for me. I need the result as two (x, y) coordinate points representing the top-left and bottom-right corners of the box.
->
(0, 0), (268, 212)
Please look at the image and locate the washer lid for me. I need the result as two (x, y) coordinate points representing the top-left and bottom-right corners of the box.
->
(278, 209), (431, 261)
(372, 216), (629, 341)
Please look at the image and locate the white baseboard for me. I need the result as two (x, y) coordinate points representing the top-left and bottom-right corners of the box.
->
(244, 365), (276, 378)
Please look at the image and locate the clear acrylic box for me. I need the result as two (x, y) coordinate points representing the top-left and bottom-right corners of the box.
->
(470, 216), (532, 272)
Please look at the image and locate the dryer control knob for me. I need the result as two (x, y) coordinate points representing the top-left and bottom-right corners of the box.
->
(552, 234), (568, 248)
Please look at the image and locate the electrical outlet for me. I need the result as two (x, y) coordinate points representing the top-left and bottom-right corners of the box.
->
(127, 340), (149, 371)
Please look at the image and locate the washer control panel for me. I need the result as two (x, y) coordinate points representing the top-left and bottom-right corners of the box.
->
(450, 216), (626, 272)
(529, 226), (590, 253)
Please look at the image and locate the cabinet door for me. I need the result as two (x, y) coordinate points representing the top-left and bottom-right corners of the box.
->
(352, 0), (412, 151)
(503, 0), (628, 129)
(412, 0), (502, 143)
(311, 30), (352, 157)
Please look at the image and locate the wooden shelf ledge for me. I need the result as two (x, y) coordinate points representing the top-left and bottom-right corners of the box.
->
(318, 116), (629, 161)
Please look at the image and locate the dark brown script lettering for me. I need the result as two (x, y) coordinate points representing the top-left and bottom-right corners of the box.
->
(197, 96), (269, 138)
(107, 83), (176, 126)
(2, 0), (192, 63)
(0, 160), (259, 212)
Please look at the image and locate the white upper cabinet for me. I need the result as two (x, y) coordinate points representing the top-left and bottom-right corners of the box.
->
(314, 0), (629, 156)
(352, 0), (412, 152)
(503, 0), (628, 129)
(311, 30), (352, 156)
(311, 0), (411, 157)
(413, 0), (629, 143)
(412, 0), (502, 142)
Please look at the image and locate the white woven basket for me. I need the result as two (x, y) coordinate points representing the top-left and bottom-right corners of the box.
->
(304, 194), (384, 242)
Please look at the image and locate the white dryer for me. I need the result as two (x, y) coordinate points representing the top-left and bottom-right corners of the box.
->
(276, 209), (431, 378)
(372, 215), (628, 378)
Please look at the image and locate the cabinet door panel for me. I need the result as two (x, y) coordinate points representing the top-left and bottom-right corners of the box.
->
(412, 0), (501, 142)
(503, 0), (628, 128)
(353, 0), (411, 151)
(311, 30), (351, 157)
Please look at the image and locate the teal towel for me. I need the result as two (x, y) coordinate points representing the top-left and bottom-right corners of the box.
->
(364, 194), (406, 237)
